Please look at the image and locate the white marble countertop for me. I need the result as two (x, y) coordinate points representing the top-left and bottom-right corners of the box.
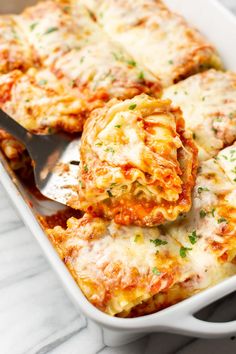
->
(1, 1), (236, 353)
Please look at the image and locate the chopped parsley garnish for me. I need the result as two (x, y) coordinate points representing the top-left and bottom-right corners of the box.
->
(150, 238), (168, 247)
(138, 71), (145, 80)
(174, 91), (178, 95)
(217, 217), (228, 224)
(63, 6), (70, 12)
(202, 97), (206, 101)
(105, 147), (115, 154)
(168, 60), (173, 65)
(127, 59), (136, 67)
(80, 56), (85, 63)
(129, 104), (137, 110)
(200, 209), (207, 218)
(44, 27), (58, 35)
(197, 187), (209, 193)
(30, 22), (38, 31)
(180, 246), (192, 258)
(83, 164), (88, 173)
(107, 190), (113, 198)
(38, 79), (47, 86)
(152, 267), (161, 275)
(184, 91), (188, 95)
(115, 124), (121, 128)
(232, 167), (236, 174)
(211, 208), (216, 217)
(188, 230), (199, 245)
(95, 142), (103, 146)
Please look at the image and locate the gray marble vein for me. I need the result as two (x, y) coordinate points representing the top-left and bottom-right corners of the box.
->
(0, 1), (236, 353)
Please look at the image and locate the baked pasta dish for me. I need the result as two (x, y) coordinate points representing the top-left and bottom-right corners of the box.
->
(70, 94), (198, 226)
(0, 0), (236, 318)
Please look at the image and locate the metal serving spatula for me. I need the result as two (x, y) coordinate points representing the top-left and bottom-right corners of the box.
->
(0, 109), (81, 205)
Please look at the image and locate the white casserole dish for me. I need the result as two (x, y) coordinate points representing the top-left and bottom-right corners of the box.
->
(1, 0), (236, 347)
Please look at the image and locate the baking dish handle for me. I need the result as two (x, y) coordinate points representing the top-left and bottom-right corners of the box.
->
(157, 277), (236, 338)
(167, 315), (236, 338)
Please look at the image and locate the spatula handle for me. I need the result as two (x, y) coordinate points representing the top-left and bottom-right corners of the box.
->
(0, 109), (32, 145)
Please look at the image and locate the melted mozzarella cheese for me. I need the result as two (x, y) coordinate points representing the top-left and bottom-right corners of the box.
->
(0, 68), (86, 133)
(0, 15), (34, 73)
(80, 0), (222, 86)
(47, 214), (183, 315)
(73, 94), (197, 226)
(164, 70), (236, 160)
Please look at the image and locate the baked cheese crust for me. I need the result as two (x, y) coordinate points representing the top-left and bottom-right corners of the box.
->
(163, 70), (236, 160)
(0, 68), (86, 133)
(70, 94), (198, 226)
(19, 0), (161, 101)
(0, 15), (35, 74)
(80, 0), (222, 86)
(47, 214), (185, 315)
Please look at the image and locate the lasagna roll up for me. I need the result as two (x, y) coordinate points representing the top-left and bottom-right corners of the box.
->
(163, 70), (236, 160)
(0, 68), (86, 134)
(80, 0), (222, 86)
(71, 94), (198, 227)
(47, 214), (185, 316)
(123, 144), (236, 317)
(166, 144), (236, 272)
(19, 0), (161, 102)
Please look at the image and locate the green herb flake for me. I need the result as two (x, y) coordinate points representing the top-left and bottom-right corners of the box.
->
(115, 125), (121, 128)
(188, 230), (199, 245)
(200, 209), (207, 218)
(232, 166), (236, 174)
(168, 60), (173, 65)
(150, 238), (168, 247)
(129, 104), (137, 110)
(217, 217), (228, 224)
(44, 27), (58, 35)
(38, 79), (47, 86)
(83, 164), (88, 173)
(80, 56), (85, 63)
(63, 6), (70, 12)
(152, 267), (161, 275)
(197, 187), (209, 193)
(211, 208), (216, 217)
(202, 97), (206, 101)
(127, 59), (136, 67)
(138, 71), (145, 80)
(104, 147), (115, 154)
(180, 246), (192, 258)
(30, 22), (38, 31)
